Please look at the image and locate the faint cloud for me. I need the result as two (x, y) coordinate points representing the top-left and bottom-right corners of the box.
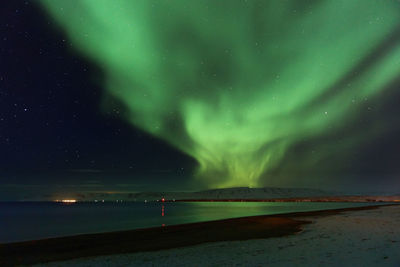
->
(68, 169), (104, 173)
(116, 183), (148, 187)
(150, 169), (172, 173)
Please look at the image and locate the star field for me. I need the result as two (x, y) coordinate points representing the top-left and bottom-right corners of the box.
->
(0, 1), (400, 200)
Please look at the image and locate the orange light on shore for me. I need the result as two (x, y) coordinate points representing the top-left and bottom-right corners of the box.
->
(54, 199), (77, 203)
(62, 199), (77, 203)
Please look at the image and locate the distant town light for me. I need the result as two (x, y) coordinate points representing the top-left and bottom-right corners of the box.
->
(54, 199), (77, 203)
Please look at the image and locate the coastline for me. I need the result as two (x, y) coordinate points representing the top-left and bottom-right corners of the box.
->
(1, 203), (398, 266)
(173, 195), (400, 202)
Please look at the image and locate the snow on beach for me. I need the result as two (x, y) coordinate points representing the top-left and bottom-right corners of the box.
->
(38, 205), (400, 267)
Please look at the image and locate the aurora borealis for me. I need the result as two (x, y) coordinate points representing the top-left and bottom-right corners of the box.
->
(38, 0), (400, 189)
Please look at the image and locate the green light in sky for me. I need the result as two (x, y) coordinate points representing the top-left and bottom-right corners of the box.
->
(40, 0), (400, 188)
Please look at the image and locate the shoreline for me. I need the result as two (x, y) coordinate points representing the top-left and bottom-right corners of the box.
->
(0, 203), (397, 266)
(172, 196), (400, 202)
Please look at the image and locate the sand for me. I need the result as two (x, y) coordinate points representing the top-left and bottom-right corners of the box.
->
(1, 213), (307, 266)
(29, 204), (400, 267)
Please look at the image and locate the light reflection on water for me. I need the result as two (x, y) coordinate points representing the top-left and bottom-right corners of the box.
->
(0, 201), (376, 243)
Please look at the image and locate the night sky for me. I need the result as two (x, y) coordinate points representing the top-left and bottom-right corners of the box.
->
(1, 0), (400, 200)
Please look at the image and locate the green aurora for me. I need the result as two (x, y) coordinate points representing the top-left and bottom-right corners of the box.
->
(40, 0), (400, 188)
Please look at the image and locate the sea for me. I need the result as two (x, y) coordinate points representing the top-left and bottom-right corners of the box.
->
(0, 201), (376, 244)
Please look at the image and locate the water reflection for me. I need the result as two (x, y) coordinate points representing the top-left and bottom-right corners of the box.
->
(1, 202), (374, 243)
(161, 204), (165, 227)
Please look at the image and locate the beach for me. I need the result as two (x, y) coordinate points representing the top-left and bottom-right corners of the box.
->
(1, 204), (399, 266)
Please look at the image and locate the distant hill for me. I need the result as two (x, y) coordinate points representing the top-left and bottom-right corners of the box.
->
(43, 187), (339, 202)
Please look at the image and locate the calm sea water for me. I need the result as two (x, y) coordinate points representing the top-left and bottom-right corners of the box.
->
(0, 201), (374, 243)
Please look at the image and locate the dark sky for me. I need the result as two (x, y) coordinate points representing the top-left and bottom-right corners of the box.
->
(1, 1), (400, 200)
(0, 1), (197, 199)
